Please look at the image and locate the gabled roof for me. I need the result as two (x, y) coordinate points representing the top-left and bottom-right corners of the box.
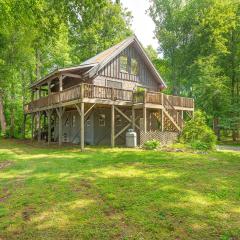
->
(31, 35), (166, 89)
(81, 35), (167, 88)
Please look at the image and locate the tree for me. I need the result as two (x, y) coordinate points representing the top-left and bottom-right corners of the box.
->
(149, 0), (240, 140)
(0, 0), (132, 138)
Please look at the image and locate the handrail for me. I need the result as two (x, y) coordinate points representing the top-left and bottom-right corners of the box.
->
(163, 95), (184, 129)
(24, 84), (194, 113)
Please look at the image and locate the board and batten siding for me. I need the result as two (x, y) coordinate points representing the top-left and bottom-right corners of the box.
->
(94, 44), (160, 91)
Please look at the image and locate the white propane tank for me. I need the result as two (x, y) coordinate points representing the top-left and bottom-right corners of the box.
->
(126, 129), (137, 147)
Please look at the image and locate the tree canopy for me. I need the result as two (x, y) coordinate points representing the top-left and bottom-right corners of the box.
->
(149, 0), (240, 140)
(0, 0), (132, 137)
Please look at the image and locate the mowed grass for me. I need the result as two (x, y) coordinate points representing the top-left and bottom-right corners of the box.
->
(0, 139), (240, 240)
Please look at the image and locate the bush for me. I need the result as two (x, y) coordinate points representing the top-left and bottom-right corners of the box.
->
(180, 110), (216, 150)
(143, 140), (160, 150)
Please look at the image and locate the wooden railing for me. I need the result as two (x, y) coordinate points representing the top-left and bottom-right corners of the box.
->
(163, 95), (184, 129)
(24, 83), (194, 113)
(140, 92), (194, 109)
(83, 84), (133, 101)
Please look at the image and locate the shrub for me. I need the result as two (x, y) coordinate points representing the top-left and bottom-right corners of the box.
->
(180, 110), (216, 150)
(143, 140), (160, 150)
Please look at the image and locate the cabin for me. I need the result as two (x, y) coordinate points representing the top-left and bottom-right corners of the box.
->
(24, 35), (194, 150)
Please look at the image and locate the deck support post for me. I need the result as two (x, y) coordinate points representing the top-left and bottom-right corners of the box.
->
(75, 103), (85, 151)
(132, 106), (135, 131)
(80, 102), (85, 151)
(37, 112), (41, 142)
(47, 110), (52, 144)
(143, 106), (147, 133)
(31, 113), (35, 141)
(111, 105), (115, 147)
(56, 107), (65, 146)
(161, 109), (164, 131)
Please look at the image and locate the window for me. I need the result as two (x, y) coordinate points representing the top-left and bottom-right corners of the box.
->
(107, 80), (122, 89)
(120, 55), (128, 72)
(99, 114), (106, 127)
(131, 58), (139, 75)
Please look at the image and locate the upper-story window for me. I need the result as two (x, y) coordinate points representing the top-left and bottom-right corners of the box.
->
(120, 55), (128, 73)
(120, 54), (139, 76)
(131, 58), (139, 75)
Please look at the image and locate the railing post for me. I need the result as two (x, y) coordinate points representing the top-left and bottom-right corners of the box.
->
(111, 87), (114, 100)
(144, 90), (146, 104)
(81, 83), (85, 100)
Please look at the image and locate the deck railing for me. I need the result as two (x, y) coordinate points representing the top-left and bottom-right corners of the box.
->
(24, 83), (194, 113)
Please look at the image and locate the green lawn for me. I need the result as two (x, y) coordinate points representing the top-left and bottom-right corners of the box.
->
(0, 139), (240, 240)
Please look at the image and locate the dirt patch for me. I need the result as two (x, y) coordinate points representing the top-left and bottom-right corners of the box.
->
(0, 188), (11, 202)
(73, 179), (92, 192)
(0, 161), (13, 170)
(22, 207), (36, 221)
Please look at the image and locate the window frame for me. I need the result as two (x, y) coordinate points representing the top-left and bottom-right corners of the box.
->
(130, 58), (139, 76)
(120, 55), (128, 73)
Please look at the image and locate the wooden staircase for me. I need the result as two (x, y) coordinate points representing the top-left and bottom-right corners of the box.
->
(162, 95), (184, 132)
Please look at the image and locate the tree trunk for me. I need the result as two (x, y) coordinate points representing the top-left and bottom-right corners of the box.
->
(232, 129), (237, 142)
(213, 117), (220, 141)
(0, 92), (6, 136)
(35, 48), (41, 80)
(9, 83), (15, 138)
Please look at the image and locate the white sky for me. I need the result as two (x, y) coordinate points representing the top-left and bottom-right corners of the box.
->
(121, 0), (159, 50)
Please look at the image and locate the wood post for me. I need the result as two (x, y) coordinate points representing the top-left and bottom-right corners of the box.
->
(59, 75), (63, 92)
(161, 109), (164, 131)
(56, 107), (65, 146)
(47, 110), (52, 144)
(111, 105), (115, 147)
(59, 111), (62, 146)
(37, 112), (41, 142)
(143, 106), (147, 133)
(75, 103), (85, 151)
(80, 83), (84, 100)
(80, 102), (84, 151)
(132, 106), (135, 131)
(31, 113), (34, 141)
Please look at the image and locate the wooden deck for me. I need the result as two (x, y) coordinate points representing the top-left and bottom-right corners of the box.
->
(24, 83), (194, 113)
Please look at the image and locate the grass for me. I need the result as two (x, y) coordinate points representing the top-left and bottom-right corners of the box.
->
(0, 139), (240, 240)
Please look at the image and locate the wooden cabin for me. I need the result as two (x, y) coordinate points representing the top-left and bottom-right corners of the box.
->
(24, 35), (194, 150)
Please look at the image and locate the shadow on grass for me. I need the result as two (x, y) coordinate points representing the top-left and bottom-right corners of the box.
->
(0, 139), (240, 239)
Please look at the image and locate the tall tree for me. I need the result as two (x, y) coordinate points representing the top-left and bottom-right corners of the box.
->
(149, 0), (240, 140)
(0, 0), (132, 137)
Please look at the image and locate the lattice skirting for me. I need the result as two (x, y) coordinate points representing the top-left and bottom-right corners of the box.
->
(140, 131), (179, 146)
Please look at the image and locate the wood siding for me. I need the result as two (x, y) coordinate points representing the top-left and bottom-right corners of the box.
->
(95, 43), (160, 91)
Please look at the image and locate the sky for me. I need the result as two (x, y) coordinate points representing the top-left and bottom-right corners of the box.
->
(121, 0), (159, 50)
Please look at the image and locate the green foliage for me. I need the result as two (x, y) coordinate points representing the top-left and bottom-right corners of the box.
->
(143, 139), (160, 150)
(180, 111), (217, 150)
(0, 0), (132, 138)
(149, 0), (240, 139)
